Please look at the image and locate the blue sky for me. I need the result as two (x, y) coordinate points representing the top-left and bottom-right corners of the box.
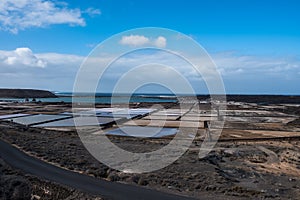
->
(0, 0), (299, 94)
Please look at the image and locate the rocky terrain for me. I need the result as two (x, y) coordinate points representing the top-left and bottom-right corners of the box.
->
(0, 158), (101, 200)
(1, 125), (300, 199)
(0, 98), (300, 199)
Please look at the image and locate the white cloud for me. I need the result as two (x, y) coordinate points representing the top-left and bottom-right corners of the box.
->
(211, 52), (300, 77)
(0, 47), (85, 90)
(0, 47), (47, 67)
(0, 47), (299, 93)
(36, 52), (84, 66)
(84, 7), (101, 17)
(154, 36), (167, 48)
(0, 0), (100, 33)
(120, 35), (150, 46)
(0, 47), (85, 70)
(119, 35), (167, 48)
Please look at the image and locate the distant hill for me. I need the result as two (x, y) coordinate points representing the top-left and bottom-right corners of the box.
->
(0, 89), (57, 98)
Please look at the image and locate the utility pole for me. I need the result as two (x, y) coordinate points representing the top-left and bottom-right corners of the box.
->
(204, 120), (211, 142)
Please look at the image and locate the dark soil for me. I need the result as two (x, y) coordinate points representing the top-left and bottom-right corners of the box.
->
(1, 123), (299, 199)
(288, 118), (300, 128)
(0, 158), (101, 200)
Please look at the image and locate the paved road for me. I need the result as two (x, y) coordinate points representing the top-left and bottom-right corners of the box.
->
(0, 139), (195, 200)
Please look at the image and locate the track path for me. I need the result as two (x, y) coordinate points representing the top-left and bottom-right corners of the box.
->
(0, 139), (196, 200)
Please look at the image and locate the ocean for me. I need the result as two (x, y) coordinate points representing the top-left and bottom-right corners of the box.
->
(0, 92), (178, 104)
